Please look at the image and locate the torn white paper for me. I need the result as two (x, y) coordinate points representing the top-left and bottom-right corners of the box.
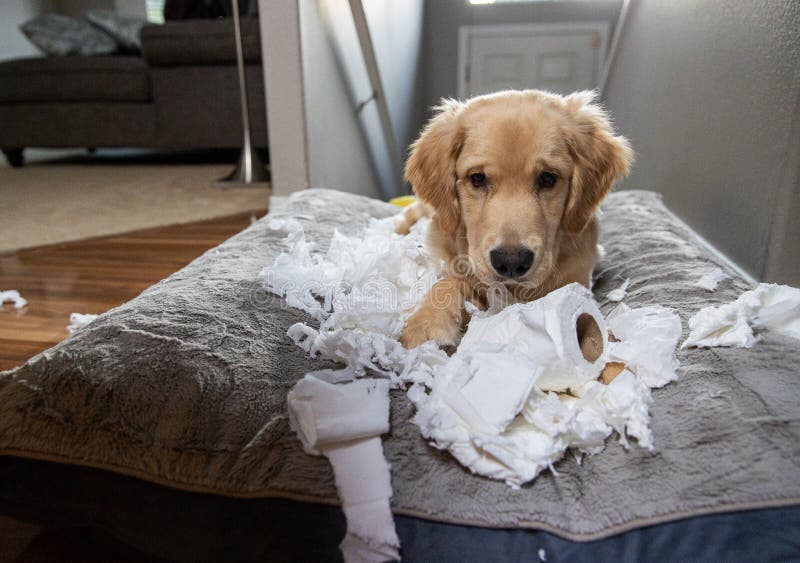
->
(327, 440), (400, 563)
(695, 268), (729, 291)
(0, 289), (27, 310)
(287, 375), (390, 454)
(683, 283), (800, 348)
(606, 278), (630, 302)
(409, 284), (670, 487)
(287, 375), (399, 563)
(266, 219), (682, 489)
(606, 303), (683, 388)
(261, 214), (445, 385)
(458, 283), (608, 393)
(262, 215), (440, 329)
(67, 313), (99, 334)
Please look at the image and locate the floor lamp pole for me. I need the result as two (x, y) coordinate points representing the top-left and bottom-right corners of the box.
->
(215, 0), (270, 188)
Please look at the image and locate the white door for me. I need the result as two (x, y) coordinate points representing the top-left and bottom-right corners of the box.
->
(459, 23), (608, 98)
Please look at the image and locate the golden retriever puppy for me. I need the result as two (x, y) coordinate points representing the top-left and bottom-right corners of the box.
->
(399, 89), (632, 349)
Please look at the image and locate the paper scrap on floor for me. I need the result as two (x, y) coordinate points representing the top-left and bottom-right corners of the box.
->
(0, 290), (27, 310)
(67, 312), (99, 333)
(683, 283), (800, 348)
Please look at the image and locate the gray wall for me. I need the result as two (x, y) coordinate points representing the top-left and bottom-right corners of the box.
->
(302, 0), (424, 199)
(763, 82), (800, 285)
(604, 0), (800, 283)
(0, 1), (52, 61)
(420, 0), (622, 142)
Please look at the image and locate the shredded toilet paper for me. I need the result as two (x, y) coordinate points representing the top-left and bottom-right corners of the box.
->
(262, 215), (445, 387)
(407, 285), (671, 487)
(0, 290), (27, 310)
(695, 268), (729, 291)
(264, 217), (685, 492)
(683, 283), (800, 348)
(67, 313), (99, 333)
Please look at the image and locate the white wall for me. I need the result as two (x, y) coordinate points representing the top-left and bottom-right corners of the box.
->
(302, 0), (424, 198)
(604, 0), (800, 283)
(0, 1), (53, 62)
(363, 0), (424, 155)
(301, 0), (382, 198)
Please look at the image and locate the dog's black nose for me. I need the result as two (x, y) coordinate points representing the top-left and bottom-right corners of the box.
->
(490, 247), (534, 278)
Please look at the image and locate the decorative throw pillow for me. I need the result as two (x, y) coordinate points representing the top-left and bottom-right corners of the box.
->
(20, 14), (117, 56)
(86, 10), (147, 53)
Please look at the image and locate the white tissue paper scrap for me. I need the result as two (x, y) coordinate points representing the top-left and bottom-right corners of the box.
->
(695, 268), (729, 291)
(606, 278), (630, 302)
(682, 283), (800, 348)
(606, 303), (683, 388)
(67, 313), (99, 333)
(287, 375), (400, 563)
(287, 374), (391, 454)
(0, 290), (27, 310)
(264, 218), (683, 491)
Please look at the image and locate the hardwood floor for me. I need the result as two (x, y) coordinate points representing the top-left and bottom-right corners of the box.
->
(0, 211), (264, 371)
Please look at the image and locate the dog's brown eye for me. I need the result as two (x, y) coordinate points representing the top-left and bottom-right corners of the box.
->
(470, 173), (487, 189)
(538, 171), (557, 189)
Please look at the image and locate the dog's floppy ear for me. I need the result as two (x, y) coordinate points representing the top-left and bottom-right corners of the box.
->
(405, 99), (464, 234)
(561, 91), (633, 234)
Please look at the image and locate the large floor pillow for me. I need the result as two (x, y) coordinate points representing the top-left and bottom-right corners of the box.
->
(1, 188), (798, 543)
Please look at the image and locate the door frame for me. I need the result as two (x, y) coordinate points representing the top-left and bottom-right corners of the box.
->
(457, 21), (611, 99)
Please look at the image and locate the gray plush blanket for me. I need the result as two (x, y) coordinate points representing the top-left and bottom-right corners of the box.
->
(1, 189), (798, 541)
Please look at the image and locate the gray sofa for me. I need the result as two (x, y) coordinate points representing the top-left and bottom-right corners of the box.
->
(0, 17), (267, 167)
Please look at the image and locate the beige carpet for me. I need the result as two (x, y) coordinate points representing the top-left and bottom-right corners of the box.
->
(0, 155), (271, 253)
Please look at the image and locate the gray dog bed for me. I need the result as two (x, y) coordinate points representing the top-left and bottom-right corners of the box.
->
(0, 188), (798, 541)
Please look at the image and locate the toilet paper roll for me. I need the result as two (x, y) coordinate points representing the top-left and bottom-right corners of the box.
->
(287, 375), (390, 454)
(459, 283), (608, 392)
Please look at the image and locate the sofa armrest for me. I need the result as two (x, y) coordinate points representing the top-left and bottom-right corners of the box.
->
(141, 17), (261, 67)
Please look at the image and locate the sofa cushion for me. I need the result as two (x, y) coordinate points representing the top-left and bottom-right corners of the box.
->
(0, 56), (151, 103)
(0, 103), (156, 148)
(141, 18), (261, 66)
(86, 10), (148, 54)
(20, 14), (117, 57)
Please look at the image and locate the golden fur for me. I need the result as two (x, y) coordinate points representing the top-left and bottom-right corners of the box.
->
(398, 89), (633, 349)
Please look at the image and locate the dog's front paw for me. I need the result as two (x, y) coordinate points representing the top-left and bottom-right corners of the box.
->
(393, 214), (412, 235)
(400, 308), (461, 349)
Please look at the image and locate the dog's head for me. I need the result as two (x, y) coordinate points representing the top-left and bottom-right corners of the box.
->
(406, 89), (632, 287)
